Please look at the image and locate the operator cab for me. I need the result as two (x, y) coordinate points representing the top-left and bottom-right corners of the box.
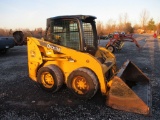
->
(45, 15), (98, 55)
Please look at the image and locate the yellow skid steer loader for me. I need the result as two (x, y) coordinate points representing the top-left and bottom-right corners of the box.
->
(13, 15), (151, 115)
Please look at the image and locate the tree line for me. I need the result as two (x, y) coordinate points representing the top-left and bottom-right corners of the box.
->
(97, 18), (160, 36)
(97, 10), (160, 36)
(0, 28), (45, 38)
(0, 9), (160, 37)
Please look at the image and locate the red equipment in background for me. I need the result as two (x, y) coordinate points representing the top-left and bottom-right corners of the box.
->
(153, 33), (157, 38)
(106, 33), (140, 53)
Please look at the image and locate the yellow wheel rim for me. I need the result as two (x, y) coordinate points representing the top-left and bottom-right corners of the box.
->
(72, 76), (89, 95)
(41, 72), (54, 88)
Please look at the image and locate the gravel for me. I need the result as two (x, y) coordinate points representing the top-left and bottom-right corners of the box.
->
(0, 34), (160, 120)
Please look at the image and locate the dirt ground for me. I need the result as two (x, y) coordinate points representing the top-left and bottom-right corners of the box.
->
(0, 34), (160, 120)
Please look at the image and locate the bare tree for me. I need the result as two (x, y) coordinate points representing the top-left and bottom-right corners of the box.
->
(105, 19), (116, 34)
(140, 9), (150, 30)
(0, 28), (12, 36)
(157, 22), (160, 34)
(118, 14), (123, 31)
(96, 21), (104, 36)
(123, 13), (128, 25)
(118, 13), (128, 32)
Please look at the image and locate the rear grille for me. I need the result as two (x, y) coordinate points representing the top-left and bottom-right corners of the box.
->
(83, 23), (94, 47)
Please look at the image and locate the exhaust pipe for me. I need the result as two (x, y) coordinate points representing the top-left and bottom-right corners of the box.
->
(106, 60), (152, 115)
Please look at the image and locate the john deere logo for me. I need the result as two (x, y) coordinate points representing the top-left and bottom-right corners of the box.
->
(47, 44), (61, 52)
(30, 50), (36, 57)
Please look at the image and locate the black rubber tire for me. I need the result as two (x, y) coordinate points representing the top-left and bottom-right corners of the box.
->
(67, 68), (99, 99)
(37, 65), (64, 92)
(13, 31), (25, 45)
(106, 45), (115, 53)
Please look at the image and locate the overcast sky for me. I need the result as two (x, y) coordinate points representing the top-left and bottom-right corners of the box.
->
(0, 0), (159, 30)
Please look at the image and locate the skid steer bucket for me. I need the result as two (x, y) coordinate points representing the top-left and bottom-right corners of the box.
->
(106, 60), (152, 115)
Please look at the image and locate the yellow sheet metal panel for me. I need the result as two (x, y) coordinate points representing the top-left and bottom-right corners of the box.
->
(43, 49), (108, 94)
(27, 37), (43, 81)
(27, 37), (117, 95)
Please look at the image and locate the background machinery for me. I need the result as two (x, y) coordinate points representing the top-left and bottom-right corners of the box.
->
(106, 33), (140, 53)
(0, 37), (15, 54)
(13, 15), (151, 115)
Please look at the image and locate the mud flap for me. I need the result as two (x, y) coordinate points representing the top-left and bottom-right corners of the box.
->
(106, 60), (152, 115)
